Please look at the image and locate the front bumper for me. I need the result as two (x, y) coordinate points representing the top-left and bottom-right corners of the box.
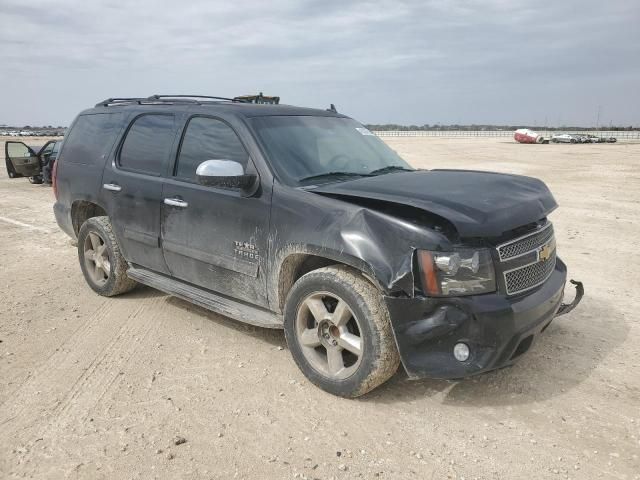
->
(385, 258), (582, 379)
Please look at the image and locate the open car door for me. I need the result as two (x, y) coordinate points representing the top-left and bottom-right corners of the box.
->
(38, 141), (57, 165)
(5, 141), (41, 179)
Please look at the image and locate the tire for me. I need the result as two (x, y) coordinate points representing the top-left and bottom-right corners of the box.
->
(570, 139), (577, 144)
(28, 175), (43, 184)
(284, 265), (400, 397)
(77, 216), (137, 297)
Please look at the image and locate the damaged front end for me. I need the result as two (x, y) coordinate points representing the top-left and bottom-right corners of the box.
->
(556, 280), (584, 316)
(378, 215), (584, 380)
(274, 168), (583, 380)
(385, 254), (584, 380)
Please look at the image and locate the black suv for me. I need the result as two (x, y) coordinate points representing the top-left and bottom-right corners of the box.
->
(53, 95), (582, 397)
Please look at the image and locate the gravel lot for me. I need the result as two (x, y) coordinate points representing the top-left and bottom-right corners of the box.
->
(1, 136), (638, 479)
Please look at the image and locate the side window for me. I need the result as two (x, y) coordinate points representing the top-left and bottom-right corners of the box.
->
(175, 117), (249, 181)
(119, 114), (175, 175)
(42, 142), (55, 155)
(7, 142), (34, 158)
(60, 113), (122, 165)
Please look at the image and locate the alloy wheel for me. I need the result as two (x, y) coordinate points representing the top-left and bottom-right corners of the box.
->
(83, 231), (111, 286)
(295, 292), (363, 380)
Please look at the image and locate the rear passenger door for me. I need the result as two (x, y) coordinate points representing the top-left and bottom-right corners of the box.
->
(100, 113), (179, 274)
(161, 115), (270, 307)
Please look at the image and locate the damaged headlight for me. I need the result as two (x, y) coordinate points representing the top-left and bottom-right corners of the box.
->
(417, 249), (496, 296)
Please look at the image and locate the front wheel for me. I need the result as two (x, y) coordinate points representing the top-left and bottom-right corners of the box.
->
(284, 265), (400, 397)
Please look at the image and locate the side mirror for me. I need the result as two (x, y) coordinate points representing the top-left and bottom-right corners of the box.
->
(195, 160), (257, 190)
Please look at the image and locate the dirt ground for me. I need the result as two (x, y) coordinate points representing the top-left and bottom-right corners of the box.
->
(0, 136), (638, 480)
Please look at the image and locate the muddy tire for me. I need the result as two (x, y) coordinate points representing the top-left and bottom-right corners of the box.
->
(77, 216), (137, 297)
(284, 265), (400, 398)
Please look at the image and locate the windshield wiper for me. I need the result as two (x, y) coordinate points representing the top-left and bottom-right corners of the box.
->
(368, 165), (414, 176)
(298, 171), (373, 184)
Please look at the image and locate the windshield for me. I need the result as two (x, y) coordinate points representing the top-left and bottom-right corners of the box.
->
(250, 116), (413, 186)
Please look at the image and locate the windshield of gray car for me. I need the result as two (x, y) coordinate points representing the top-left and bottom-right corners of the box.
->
(250, 116), (413, 186)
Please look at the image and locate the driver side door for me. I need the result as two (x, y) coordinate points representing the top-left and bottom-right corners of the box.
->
(5, 141), (40, 178)
(161, 115), (271, 307)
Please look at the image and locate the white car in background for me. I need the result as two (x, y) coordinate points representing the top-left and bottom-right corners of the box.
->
(550, 134), (578, 144)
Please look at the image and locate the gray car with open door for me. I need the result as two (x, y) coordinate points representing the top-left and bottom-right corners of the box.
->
(5, 140), (61, 184)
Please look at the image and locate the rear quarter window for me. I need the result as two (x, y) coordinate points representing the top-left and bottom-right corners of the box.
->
(60, 113), (123, 165)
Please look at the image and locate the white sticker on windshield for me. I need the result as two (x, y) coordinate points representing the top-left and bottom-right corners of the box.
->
(356, 127), (374, 136)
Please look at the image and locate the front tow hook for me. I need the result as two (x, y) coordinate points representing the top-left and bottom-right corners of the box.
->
(556, 279), (584, 316)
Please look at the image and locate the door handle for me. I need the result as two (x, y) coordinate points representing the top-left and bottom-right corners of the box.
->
(164, 198), (188, 208)
(103, 183), (122, 192)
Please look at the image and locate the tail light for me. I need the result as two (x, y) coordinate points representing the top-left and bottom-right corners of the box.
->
(52, 160), (59, 199)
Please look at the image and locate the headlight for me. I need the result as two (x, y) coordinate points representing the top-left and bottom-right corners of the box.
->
(417, 248), (496, 296)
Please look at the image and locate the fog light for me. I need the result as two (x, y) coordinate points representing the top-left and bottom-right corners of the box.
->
(453, 342), (470, 362)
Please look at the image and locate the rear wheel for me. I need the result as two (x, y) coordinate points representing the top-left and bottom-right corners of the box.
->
(77, 216), (137, 296)
(284, 265), (400, 397)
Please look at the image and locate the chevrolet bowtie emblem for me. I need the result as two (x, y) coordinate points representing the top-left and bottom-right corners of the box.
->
(539, 244), (553, 261)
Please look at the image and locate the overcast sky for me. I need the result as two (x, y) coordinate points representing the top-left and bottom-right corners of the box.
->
(1, 0), (638, 127)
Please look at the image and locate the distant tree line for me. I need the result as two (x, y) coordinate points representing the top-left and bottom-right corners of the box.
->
(365, 124), (639, 131)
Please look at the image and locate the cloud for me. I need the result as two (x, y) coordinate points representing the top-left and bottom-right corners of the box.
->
(0, 0), (638, 126)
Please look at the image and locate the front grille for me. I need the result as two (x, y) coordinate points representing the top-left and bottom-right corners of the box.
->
(496, 221), (557, 295)
(497, 222), (554, 261)
(504, 248), (556, 295)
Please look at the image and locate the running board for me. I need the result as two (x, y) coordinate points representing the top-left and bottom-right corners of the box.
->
(127, 266), (283, 329)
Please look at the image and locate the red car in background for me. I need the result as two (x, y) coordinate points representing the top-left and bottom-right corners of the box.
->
(514, 128), (547, 144)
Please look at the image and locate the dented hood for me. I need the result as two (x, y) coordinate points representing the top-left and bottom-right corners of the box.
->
(311, 169), (557, 237)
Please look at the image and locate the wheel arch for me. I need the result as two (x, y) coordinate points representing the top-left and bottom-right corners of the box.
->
(71, 200), (108, 236)
(274, 247), (385, 313)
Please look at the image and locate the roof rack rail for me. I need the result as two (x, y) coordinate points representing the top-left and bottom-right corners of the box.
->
(95, 97), (229, 107)
(147, 94), (247, 103)
(95, 97), (144, 107)
(95, 93), (276, 108)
